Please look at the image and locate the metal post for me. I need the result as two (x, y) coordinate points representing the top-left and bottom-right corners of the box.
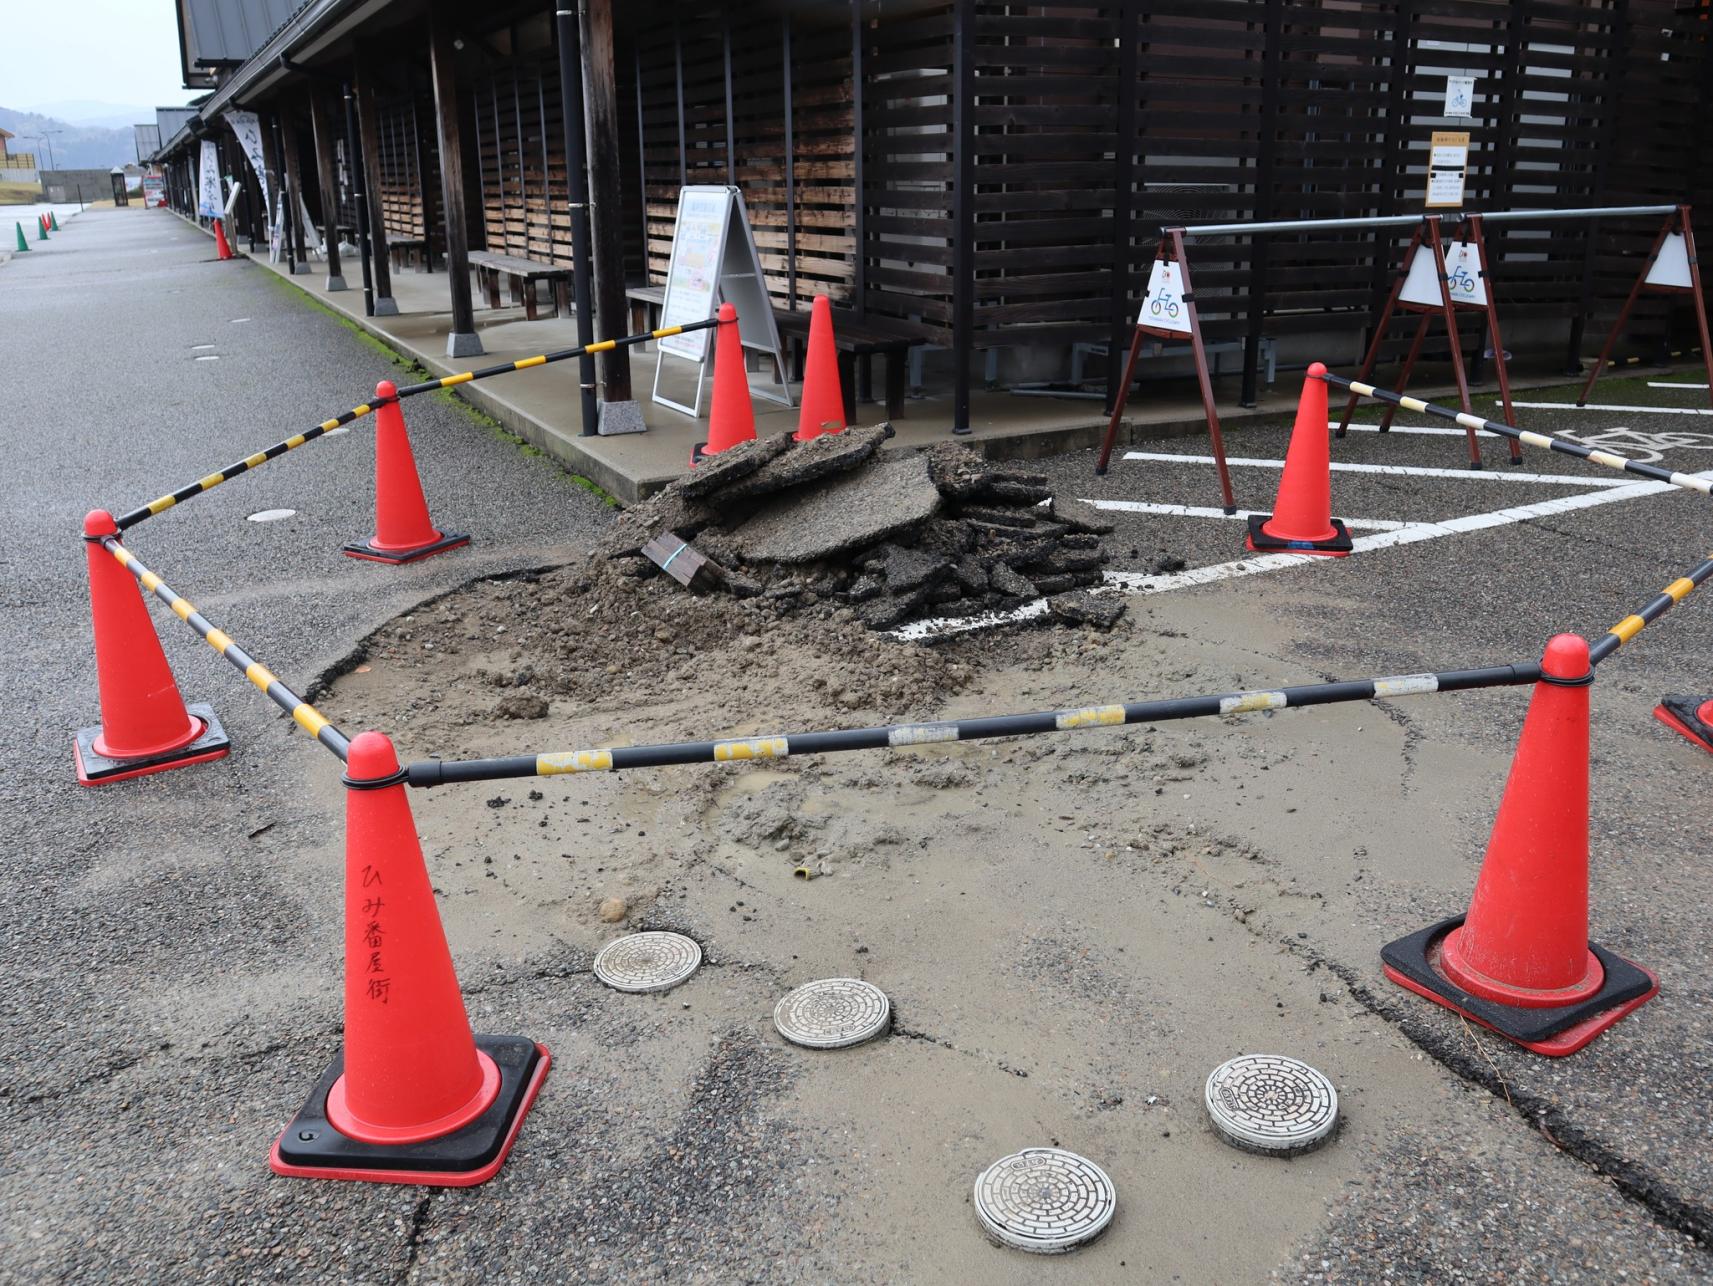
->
(557, 2), (601, 437)
(341, 81), (376, 317)
(783, 15), (797, 308)
(1107, 0), (1138, 413)
(1242, 0), (1282, 409)
(852, 0), (867, 320)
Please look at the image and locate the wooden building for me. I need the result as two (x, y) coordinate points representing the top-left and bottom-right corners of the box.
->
(154, 0), (1713, 430)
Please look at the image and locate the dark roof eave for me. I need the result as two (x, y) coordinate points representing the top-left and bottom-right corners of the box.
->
(199, 0), (390, 116)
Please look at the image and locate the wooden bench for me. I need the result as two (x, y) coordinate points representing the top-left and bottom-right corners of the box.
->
(773, 307), (923, 421)
(626, 283), (666, 336)
(387, 236), (428, 273)
(469, 251), (573, 321)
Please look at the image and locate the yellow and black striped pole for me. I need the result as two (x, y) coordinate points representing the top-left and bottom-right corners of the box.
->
(388, 315), (723, 401)
(1324, 371), (1713, 497)
(98, 537), (350, 761)
(115, 399), (385, 530)
(113, 315), (724, 532)
(1589, 552), (1713, 664)
(405, 660), (1543, 788)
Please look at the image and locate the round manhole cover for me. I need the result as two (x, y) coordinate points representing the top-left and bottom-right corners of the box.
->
(773, 978), (890, 1049)
(973, 1147), (1115, 1254)
(1204, 1054), (1339, 1156)
(247, 509), (297, 523)
(592, 931), (702, 994)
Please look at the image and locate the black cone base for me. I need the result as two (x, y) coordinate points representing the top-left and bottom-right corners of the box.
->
(73, 703), (230, 786)
(341, 532), (470, 565)
(1244, 514), (1353, 555)
(270, 1034), (550, 1186)
(1381, 915), (1657, 1056)
(1654, 695), (1713, 753)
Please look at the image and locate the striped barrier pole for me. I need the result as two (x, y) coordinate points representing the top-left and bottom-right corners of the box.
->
(112, 315), (725, 532)
(115, 399), (386, 530)
(1321, 371), (1713, 498)
(405, 661), (1542, 788)
(98, 538), (351, 761)
(1589, 552), (1713, 664)
(387, 315), (722, 402)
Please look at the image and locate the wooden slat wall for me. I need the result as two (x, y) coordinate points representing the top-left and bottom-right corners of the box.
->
(375, 95), (443, 251)
(613, 0), (1709, 358)
(469, 18), (575, 266)
(633, 9), (856, 310)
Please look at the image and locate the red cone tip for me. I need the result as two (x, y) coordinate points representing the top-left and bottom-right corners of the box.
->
(1307, 361), (1327, 378)
(375, 379), (397, 400)
(718, 302), (736, 322)
(1541, 632), (1590, 680)
(346, 729), (400, 780)
(84, 509), (117, 538)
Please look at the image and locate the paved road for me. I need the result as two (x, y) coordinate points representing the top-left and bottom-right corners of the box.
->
(3, 209), (1711, 1283)
(0, 209), (614, 1279)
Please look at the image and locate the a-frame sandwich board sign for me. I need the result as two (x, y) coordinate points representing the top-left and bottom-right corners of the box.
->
(1578, 204), (1713, 410)
(652, 185), (793, 419)
(1094, 228), (1237, 513)
(1333, 214), (1521, 467)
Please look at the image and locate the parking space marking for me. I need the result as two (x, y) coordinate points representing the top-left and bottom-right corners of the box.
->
(1648, 381), (1709, 390)
(1508, 400), (1713, 416)
(1121, 450), (1630, 487)
(1334, 421), (1498, 438)
(1103, 471), (1713, 596)
(1079, 498), (1410, 530)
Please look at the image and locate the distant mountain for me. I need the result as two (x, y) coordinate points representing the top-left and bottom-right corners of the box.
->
(0, 107), (140, 169)
(22, 99), (160, 129)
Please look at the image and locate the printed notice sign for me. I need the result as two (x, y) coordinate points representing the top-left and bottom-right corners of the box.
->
(1425, 131), (1470, 209)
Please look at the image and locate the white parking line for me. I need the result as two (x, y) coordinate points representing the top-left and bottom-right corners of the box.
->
(1104, 471), (1713, 594)
(1078, 498), (1410, 531)
(1507, 400), (1713, 416)
(1121, 450), (1628, 486)
(1648, 381), (1709, 390)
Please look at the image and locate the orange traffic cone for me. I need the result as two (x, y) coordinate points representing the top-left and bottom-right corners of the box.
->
(271, 731), (550, 1185)
(691, 303), (756, 465)
(74, 510), (230, 785)
(1382, 634), (1658, 1056)
(214, 217), (234, 261)
(1246, 363), (1352, 556)
(794, 295), (846, 442)
(342, 381), (469, 564)
(1654, 695), (1713, 753)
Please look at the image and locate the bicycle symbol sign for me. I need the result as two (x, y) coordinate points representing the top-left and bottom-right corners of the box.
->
(1139, 260), (1193, 334)
(1447, 262), (1478, 296)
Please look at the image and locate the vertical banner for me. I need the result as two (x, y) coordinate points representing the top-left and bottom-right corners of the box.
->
(197, 141), (223, 218)
(223, 110), (271, 214)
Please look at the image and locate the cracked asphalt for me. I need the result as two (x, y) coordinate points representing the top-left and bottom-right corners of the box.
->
(3, 208), (1712, 1283)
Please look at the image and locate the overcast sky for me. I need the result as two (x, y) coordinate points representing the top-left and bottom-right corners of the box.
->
(1, 1), (197, 113)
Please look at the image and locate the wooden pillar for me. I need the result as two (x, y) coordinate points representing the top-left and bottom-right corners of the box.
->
(309, 87), (348, 290)
(354, 58), (399, 315)
(1107, 0), (1137, 413)
(582, 0), (638, 418)
(950, 0), (975, 435)
(851, 0), (866, 318)
(429, 5), (482, 355)
(279, 103), (312, 272)
(1241, 0), (1282, 408)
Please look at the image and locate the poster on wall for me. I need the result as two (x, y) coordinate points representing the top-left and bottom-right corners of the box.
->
(1425, 131), (1470, 209)
(196, 141), (223, 218)
(1443, 76), (1476, 119)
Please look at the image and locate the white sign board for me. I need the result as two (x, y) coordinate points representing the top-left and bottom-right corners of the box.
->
(1401, 239), (1488, 308)
(1137, 259), (1192, 335)
(1444, 76), (1476, 119)
(652, 185), (792, 418)
(197, 141), (223, 219)
(223, 180), (242, 217)
(1646, 231), (1694, 289)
